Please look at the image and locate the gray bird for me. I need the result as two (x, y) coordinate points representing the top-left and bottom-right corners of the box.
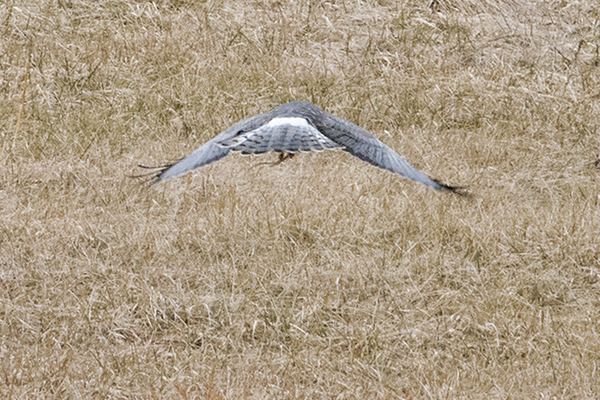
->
(138, 101), (466, 195)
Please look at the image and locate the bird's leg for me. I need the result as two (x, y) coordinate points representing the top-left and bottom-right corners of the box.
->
(274, 152), (295, 165)
(252, 152), (296, 168)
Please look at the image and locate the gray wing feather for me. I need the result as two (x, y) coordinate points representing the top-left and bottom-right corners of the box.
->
(148, 113), (270, 183)
(218, 124), (343, 154)
(318, 115), (445, 190)
(157, 141), (229, 182)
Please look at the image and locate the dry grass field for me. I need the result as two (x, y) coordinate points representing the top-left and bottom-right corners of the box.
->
(1, 0), (600, 398)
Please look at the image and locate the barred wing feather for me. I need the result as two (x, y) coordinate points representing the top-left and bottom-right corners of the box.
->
(218, 117), (343, 154)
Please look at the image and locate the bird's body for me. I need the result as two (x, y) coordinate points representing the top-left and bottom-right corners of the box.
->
(140, 101), (464, 195)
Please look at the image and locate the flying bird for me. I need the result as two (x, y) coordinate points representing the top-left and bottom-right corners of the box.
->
(138, 101), (466, 195)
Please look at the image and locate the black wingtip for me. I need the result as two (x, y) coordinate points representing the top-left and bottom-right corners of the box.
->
(130, 163), (177, 186)
(434, 180), (471, 198)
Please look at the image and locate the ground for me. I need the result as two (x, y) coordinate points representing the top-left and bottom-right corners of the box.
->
(1, 0), (600, 398)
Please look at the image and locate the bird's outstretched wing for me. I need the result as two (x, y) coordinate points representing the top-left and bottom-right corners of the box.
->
(137, 113), (268, 185)
(314, 112), (467, 195)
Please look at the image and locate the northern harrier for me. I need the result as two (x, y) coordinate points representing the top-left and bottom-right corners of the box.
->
(138, 101), (466, 195)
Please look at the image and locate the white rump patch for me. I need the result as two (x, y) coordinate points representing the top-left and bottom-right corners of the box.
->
(265, 117), (310, 128)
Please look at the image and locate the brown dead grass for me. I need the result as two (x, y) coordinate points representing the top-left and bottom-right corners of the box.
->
(1, 0), (600, 398)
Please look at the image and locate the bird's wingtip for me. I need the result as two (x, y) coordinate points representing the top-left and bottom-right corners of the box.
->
(434, 179), (471, 198)
(130, 162), (178, 186)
